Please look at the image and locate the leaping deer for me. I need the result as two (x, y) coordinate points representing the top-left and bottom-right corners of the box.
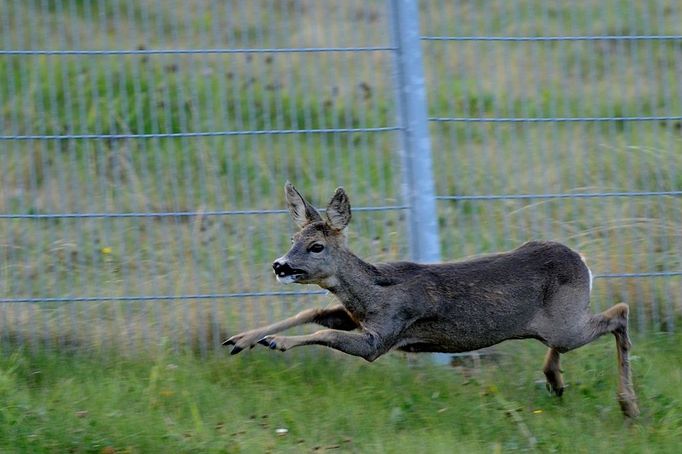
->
(224, 182), (639, 417)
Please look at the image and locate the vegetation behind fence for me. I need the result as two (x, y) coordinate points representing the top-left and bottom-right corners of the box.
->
(1, 1), (680, 352)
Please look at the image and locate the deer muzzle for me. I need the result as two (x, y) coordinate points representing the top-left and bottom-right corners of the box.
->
(272, 259), (306, 284)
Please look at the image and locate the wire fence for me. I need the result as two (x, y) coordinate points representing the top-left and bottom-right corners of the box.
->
(422, 0), (681, 335)
(1, 0), (680, 353)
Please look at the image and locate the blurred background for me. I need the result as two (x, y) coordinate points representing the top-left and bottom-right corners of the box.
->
(1, 0), (681, 354)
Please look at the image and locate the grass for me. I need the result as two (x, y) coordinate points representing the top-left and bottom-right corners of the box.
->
(1, 333), (681, 452)
(0, 0), (681, 346)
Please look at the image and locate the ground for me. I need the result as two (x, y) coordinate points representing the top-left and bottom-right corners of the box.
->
(0, 332), (680, 453)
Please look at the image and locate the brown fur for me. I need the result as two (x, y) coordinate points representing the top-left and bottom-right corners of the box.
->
(224, 183), (639, 418)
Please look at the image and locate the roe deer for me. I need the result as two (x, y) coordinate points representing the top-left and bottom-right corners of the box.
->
(224, 182), (639, 418)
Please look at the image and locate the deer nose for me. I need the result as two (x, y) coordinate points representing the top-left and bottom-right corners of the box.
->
(273, 260), (296, 277)
(273, 259), (290, 273)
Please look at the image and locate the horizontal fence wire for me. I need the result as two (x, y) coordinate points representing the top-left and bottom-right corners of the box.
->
(436, 191), (682, 201)
(0, 127), (402, 141)
(0, 205), (408, 219)
(2, 272), (679, 305)
(0, 46), (397, 55)
(421, 35), (682, 41)
(429, 116), (682, 123)
(0, 291), (328, 304)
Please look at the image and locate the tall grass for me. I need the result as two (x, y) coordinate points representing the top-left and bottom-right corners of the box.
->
(0, 0), (681, 350)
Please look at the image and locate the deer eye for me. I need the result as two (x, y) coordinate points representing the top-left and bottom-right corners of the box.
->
(309, 243), (325, 253)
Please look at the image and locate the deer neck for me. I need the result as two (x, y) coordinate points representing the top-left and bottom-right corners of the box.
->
(319, 251), (380, 317)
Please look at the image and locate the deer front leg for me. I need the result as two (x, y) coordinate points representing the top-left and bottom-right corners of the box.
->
(223, 305), (357, 355)
(258, 329), (388, 362)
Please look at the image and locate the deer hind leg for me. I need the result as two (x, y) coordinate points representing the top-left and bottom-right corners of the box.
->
(550, 302), (639, 418)
(586, 303), (639, 417)
(543, 348), (564, 396)
(607, 304), (639, 418)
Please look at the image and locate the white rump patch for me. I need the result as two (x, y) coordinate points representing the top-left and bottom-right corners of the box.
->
(579, 253), (593, 293)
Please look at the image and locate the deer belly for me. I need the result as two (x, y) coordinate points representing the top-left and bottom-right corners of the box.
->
(397, 318), (529, 353)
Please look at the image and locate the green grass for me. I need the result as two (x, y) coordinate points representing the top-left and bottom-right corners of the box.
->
(1, 333), (681, 453)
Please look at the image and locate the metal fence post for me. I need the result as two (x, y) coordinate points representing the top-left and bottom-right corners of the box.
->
(389, 0), (448, 365)
(389, 0), (441, 265)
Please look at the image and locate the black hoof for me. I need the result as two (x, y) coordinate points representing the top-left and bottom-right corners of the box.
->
(545, 382), (565, 397)
(258, 337), (279, 350)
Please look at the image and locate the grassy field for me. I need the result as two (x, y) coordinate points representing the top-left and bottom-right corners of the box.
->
(1, 3), (680, 452)
(1, 333), (681, 453)
(0, 1), (681, 346)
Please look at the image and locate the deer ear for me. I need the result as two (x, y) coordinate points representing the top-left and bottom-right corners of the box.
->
(325, 187), (351, 231)
(284, 182), (322, 228)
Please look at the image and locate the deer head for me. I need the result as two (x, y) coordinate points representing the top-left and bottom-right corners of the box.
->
(272, 182), (351, 286)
